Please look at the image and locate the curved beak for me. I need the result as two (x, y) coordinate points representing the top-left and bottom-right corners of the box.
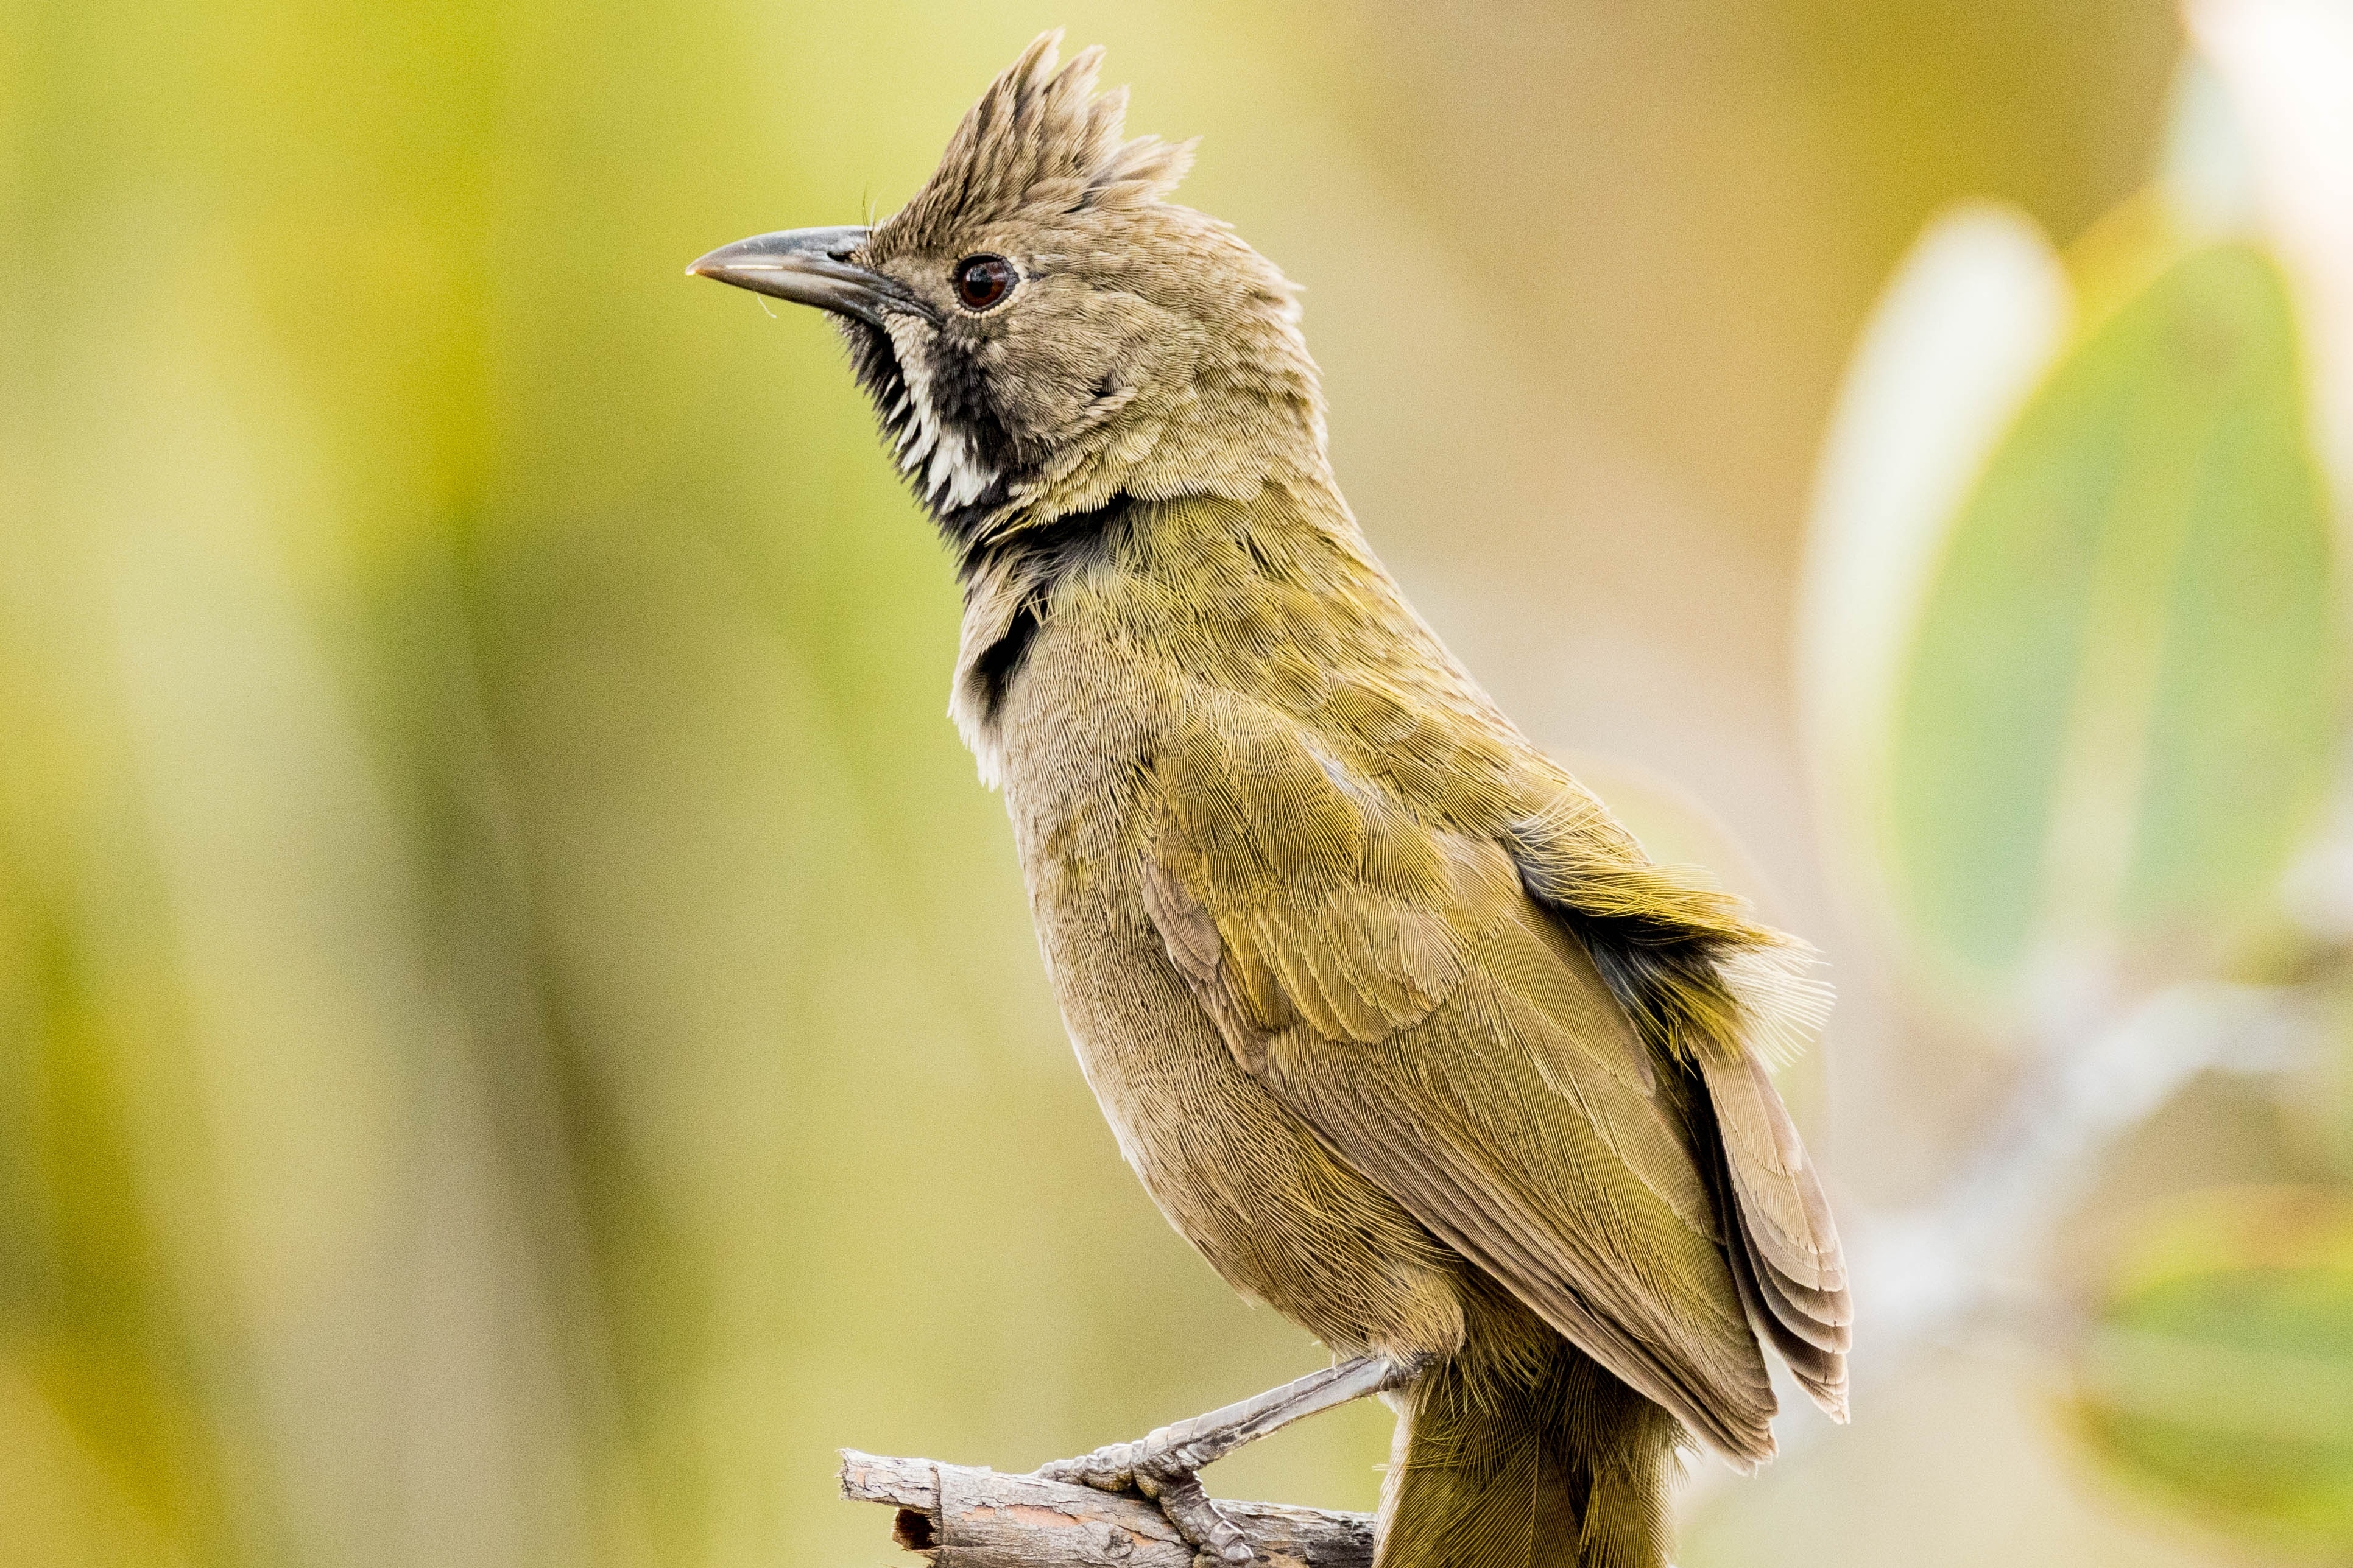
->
(686, 225), (935, 328)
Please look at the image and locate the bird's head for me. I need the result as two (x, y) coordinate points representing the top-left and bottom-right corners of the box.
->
(690, 33), (1327, 559)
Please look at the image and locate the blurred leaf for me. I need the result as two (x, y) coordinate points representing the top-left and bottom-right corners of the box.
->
(1800, 203), (2070, 923)
(1886, 242), (2337, 988)
(2072, 1184), (2353, 1558)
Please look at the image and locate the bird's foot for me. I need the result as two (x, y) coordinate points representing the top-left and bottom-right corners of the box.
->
(1033, 1354), (1426, 1564)
(1039, 1438), (1252, 1563)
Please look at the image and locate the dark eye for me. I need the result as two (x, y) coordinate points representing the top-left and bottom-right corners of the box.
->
(953, 255), (1017, 312)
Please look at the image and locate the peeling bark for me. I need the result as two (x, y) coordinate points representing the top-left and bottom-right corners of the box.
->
(839, 1450), (1375, 1567)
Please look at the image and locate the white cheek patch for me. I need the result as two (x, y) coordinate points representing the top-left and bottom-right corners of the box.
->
(885, 319), (1003, 513)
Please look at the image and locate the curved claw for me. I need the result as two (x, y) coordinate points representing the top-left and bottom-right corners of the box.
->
(1134, 1460), (1252, 1562)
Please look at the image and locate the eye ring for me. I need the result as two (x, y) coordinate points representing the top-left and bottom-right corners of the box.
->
(953, 254), (1018, 312)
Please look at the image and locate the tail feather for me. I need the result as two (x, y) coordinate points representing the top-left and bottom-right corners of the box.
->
(1702, 1052), (1852, 1418)
(1377, 1340), (1679, 1568)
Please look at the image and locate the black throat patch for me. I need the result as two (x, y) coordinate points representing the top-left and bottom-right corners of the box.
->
(960, 493), (1135, 725)
(841, 317), (1026, 542)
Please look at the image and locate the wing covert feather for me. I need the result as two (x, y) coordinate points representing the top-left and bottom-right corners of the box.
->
(1138, 706), (1800, 1461)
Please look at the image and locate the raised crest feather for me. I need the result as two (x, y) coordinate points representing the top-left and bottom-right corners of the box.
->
(876, 32), (1198, 255)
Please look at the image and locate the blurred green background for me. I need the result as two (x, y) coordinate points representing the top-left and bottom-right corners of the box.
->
(5, 1), (2352, 1565)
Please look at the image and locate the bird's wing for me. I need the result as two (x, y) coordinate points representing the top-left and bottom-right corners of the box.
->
(1141, 701), (1798, 1461)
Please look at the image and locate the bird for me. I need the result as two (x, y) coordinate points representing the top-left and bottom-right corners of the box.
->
(690, 33), (1848, 1568)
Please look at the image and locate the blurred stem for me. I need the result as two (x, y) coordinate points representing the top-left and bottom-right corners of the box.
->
(1859, 977), (2319, 1346)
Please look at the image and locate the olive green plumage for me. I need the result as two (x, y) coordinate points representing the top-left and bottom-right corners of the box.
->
(700, 33), (1850, 1567)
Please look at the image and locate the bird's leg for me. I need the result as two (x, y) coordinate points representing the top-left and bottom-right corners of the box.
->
(1034, 1354), (1426, 1563)
(1035, 1354), (1414, 1489)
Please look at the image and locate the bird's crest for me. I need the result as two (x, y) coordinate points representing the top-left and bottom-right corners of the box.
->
(875, 32), (1197, 255)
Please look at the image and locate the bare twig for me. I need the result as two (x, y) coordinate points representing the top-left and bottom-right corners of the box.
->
(839, 1450), (1374, 1567)
(1854, 978), (2315, 1356)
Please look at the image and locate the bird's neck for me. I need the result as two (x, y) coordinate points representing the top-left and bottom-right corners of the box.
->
(953, 301), (1332, 561)
(946, 473), (1518, 806)
(966, 471), (1454, 692)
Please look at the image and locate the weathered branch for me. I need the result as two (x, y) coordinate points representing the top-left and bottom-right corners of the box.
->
(839, 1450), (1374, 1567)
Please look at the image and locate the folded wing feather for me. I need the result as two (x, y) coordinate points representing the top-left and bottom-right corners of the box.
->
(1140, 702), (1847, 1461)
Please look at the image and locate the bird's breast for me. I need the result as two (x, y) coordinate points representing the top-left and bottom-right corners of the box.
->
(951, 576), (1167, 847)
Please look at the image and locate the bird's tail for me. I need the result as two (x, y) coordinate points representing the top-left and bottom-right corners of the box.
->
(1376, 1335), (1681, 1568)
